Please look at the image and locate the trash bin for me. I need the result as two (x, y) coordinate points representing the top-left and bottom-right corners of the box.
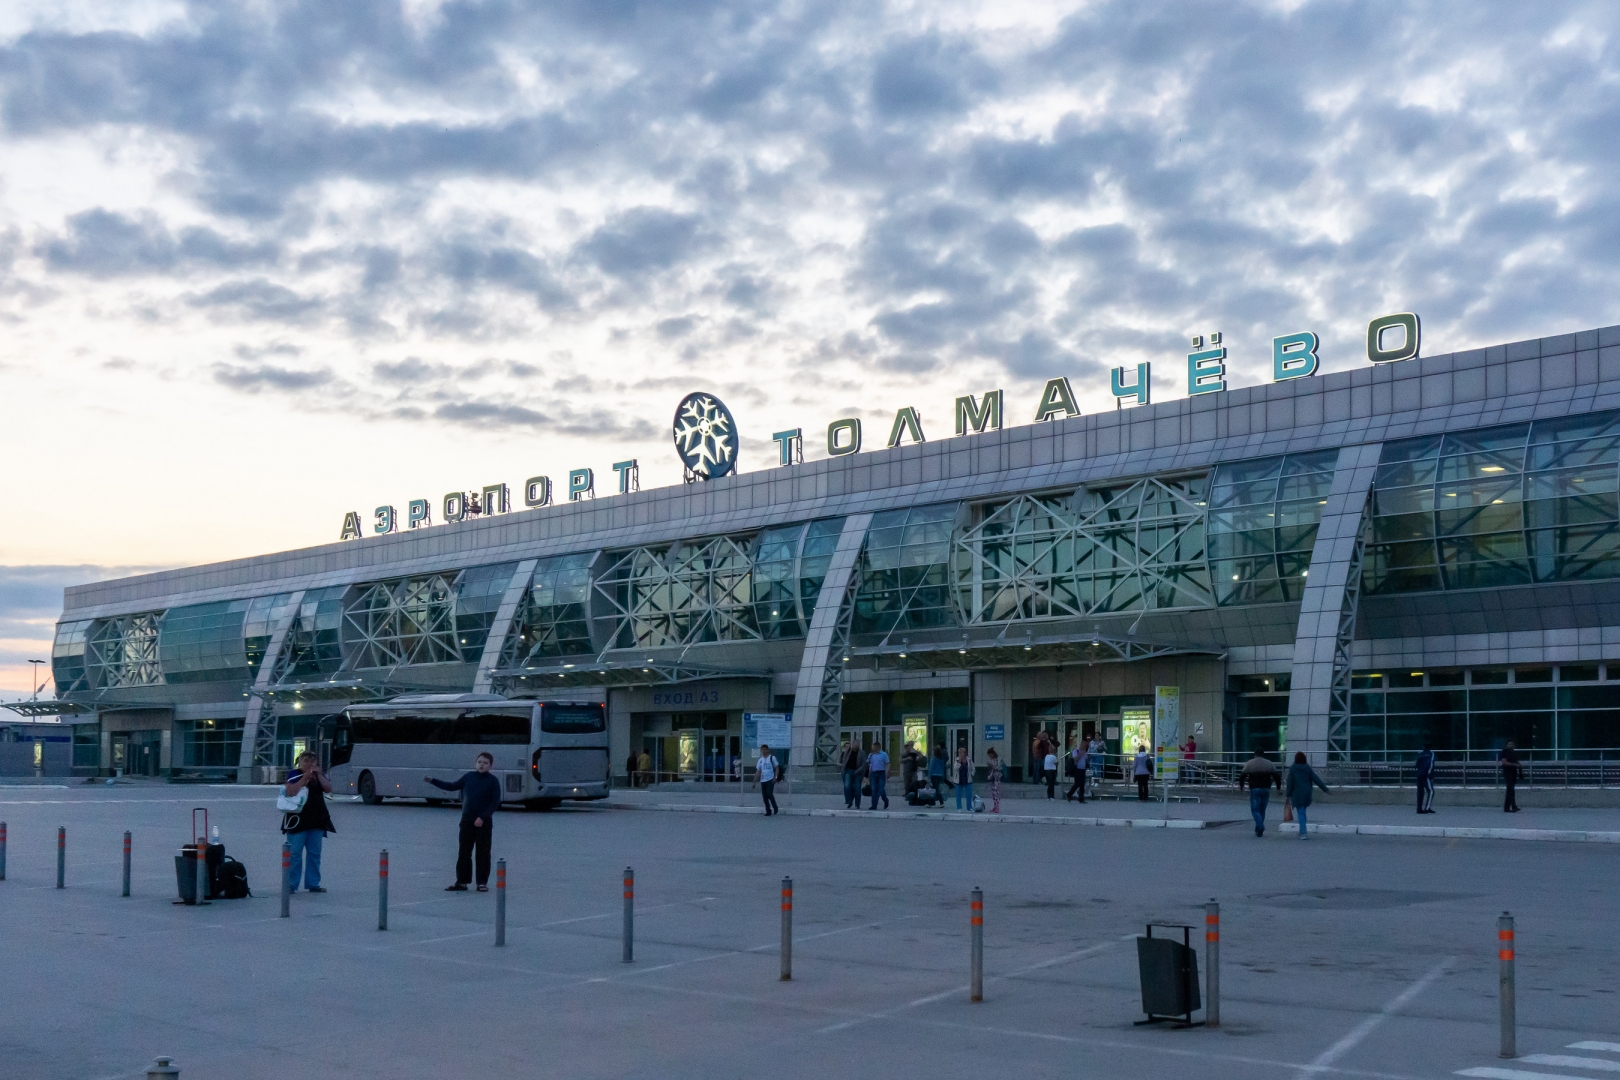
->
(1135, 923), (1202, 1026)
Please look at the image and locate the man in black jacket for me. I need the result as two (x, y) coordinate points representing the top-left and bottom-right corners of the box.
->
(426, 752), (503, 891)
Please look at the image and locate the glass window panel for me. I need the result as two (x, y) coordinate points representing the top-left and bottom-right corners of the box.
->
(1385, 688), (1466, 710)
(1470, 686), (1552, 711)
(1375, 458), (1439, 489)
(1436, 450), (1524, 483)
(1469, 711), (1551, 752)
(1557, 667), (1602, 686)
(1439, 423), (1529, 457)
(1513, 667), (1552, 683)
(1525, 494), (1620, 530)
(1374, 485), (1435, 517)
(1374, 511), (1434, 543)
(1387, 712), (1467, 754)
(1436, 501), (1523, 537)
(1428, 670), (1465, 686)
(1528, 525), (1620, 582)
(1379, 435), (1443, 465)
(1562, 709), (1620, 749)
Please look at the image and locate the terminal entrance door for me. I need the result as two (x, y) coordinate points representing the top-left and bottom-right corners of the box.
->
(932, 724), (975, 767)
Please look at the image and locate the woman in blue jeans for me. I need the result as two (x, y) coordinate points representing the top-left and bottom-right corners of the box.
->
(953, 747), (975, 811)
(282, 751), (335, 891)
(1285, 752), (1331, 838)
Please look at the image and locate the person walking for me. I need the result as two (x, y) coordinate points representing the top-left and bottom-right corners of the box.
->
(839, 739), (864, 809)
(1132, 745), (1152, 801)
(426, 751), (503, 890)
(1065, 741), (1089, 802)
(1415, 743), (1437, 814)
(637, 748), (652, 787)
(282, 750), (335, 893)
(928, 744), (950, 805)
(1043, 746), (1059, 799)
(1239, 749), (1280, 836)
(756, 744), (781, 815)
(1031, 731), (1049, 785)
(625, 749), (639, 788)
(1089, 734), (1106, 786)
(1499, 741), (1521, 813)
(953, 747), (975, 811)
(985, 747), (1003, 813)
(1284, 752), (1331, 838)
(867, 743), (890, 809)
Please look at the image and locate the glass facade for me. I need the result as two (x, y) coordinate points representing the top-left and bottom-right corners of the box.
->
(1207, 450), (1338, 604)
(159, 600), (251, 685)
(86, 612), (163, 688)
(597, 535), (760, 648)
(52, 620), (92, 694)
(278, 587), (346, 681)
(453, 562), (519, 657)
(854, 503), (959, 634)
(502, 552), (596, 667)
(180, 718), (244, 769)
(341, 572), (464, 669)
(1367, 410), (1620, 593)
(243, 593), (298, 677)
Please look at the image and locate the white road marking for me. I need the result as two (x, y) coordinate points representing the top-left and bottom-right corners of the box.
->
(1296, 957), (1453, 1076)
(815, 934), (1132, 1034)
(1458, 1069), (1596, 1080)
(1570, 1044), (1620, 1054)
(1521, 1055), (1620, 1073)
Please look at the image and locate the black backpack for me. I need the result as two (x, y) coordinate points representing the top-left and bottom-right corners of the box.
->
(217, 855), (251, 899)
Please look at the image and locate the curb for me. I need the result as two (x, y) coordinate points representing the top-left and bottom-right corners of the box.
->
(607, 800), (1620, 842)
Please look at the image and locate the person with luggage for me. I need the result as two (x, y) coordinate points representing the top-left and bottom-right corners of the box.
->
(1132, 745), (1152, 801)
(1065, 741), (1089, 802)
(866, 744), (890, 809)
(839, 739), (864, 809)
(1415, 743), (1437, 814)
(901, 741), (925, 798)
(1239, 749), (1281, 836)
(953, 746), (975, 811)
(282, 751), (335, 893)
(756, 744), (781, 815)
(1285, 751), (1331, 838)
(426, 751), (503, 890)
(985, 747), (1003, 813)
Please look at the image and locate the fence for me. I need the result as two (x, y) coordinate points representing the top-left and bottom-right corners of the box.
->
(1173, 750), (1620, 790)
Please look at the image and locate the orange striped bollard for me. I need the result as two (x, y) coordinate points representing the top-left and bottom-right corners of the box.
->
(970, 888), (984, 1002)
(1499, 912), (1515, 1058)
(378, 850), (388, 930)
(495, 859), (507, 946)
(1205, 899), (1220, 1026)
(622, 867), (634, 963)
(780, 876), (793, 980)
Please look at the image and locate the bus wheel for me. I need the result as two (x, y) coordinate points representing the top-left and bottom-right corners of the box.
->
(358, 772), (382, 805)
(425, 798), (446, 807)
(526, 798), (561, 811)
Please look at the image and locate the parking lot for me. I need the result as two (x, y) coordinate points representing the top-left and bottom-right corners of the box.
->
(1, 785), (1617, 1080)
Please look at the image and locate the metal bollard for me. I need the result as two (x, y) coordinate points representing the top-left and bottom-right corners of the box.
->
(57, 826), (66, 888)
(495, 859), (507, 947)
(146, 1055), (179, 1079)
(1499, 912), (1516, 1058)
(780, 876), (793, 981)
(622, 866), (634, 963)
(1205, 899), (1220, 1027)
(970, 887), (984, 1002)
(280, 843), (291, 918)
(123, 832), (132, 898)
(378, 850), (388, 931)
(1, 821), (7, 880)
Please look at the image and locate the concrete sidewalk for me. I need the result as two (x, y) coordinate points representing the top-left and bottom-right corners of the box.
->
(607, 786), (1620, 842)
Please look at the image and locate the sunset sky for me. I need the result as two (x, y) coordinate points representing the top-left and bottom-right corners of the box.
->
(2, 0), (1619, 695)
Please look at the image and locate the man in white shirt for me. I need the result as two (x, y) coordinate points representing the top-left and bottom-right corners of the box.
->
(757, 744), (780, 816)
(866, 745), (890, 809)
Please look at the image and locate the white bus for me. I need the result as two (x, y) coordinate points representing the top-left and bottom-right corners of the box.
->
(325, 694), (610, 810)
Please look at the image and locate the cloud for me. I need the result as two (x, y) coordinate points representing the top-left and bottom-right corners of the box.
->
(38, 209), (279, 277)
(189, 279), (323, 323)
(579, 207), (705, 280)
(212, 362), (335, 391)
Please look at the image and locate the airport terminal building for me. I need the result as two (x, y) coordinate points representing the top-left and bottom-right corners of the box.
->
(19, 320), (1620, 781)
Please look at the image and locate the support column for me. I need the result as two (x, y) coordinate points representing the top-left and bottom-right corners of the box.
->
(1287, 443), (1382, 764)
(789, 514), (872, 781)
(473, 560), (539, 695)
(236, 590), (305, 785)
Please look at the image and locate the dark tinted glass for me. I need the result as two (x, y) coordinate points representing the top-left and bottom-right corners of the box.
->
(349, 714), (455, 744)
(455, 711), (532, 744)
(541, 704), (606, 734)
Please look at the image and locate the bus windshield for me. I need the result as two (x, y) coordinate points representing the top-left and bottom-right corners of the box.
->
(541, 703), (605, 734)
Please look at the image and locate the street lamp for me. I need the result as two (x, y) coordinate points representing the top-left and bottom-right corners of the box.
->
(28, 659), (45, 700)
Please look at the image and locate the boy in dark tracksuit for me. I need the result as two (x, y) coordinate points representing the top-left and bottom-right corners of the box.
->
(426, 752), (503, 891)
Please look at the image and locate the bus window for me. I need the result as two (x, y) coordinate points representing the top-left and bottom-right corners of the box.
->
(330, 716), (353, 766)
(541, 704), (606, 734)
(349, 714), (456, 744)
(454, 712), (531, 744)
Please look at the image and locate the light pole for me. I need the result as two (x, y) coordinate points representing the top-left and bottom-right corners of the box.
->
(28, 660), (45, 700)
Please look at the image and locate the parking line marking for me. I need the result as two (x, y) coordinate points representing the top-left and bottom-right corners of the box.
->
(1570, 1044), (1620, 1054)
(1296, 958), (1452, 1076)
(1521, 1056), (1620, 1073)
(1457, 1069), (1592, 1080)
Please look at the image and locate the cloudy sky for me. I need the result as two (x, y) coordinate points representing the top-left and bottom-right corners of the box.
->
(1, 0), (1618, 695)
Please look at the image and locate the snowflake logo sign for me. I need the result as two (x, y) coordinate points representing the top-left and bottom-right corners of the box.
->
(672, 392), (739, 480)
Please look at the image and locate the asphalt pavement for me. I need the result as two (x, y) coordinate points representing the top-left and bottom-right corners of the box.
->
(0, 784), (1616, 1080)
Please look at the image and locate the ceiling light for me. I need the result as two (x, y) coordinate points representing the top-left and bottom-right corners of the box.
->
(1480, 466), (1505, 473)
